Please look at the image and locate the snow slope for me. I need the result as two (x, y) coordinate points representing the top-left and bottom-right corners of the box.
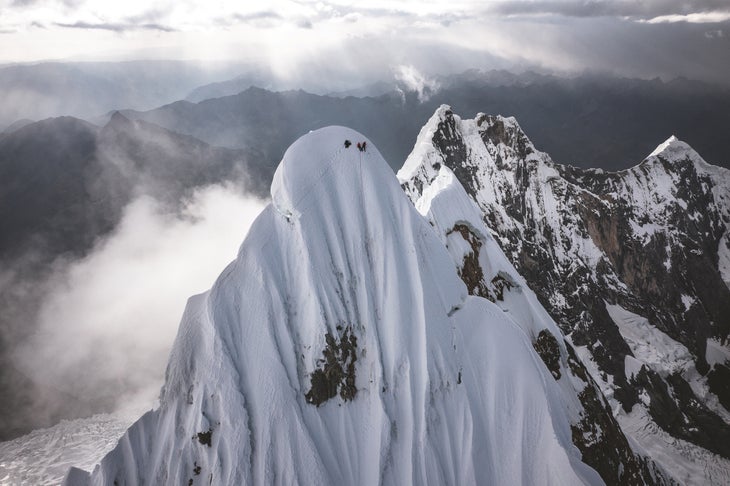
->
(410, 165), (670, 485)
(66, 127), (602, 485)
(0, 414), (132, 486)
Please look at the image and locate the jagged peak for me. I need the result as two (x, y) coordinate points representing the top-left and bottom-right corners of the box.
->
(475, 112), (536, 156)
(397, 104), (460, 184)
(647, 135), (692, 159)
(641, 135), (730, 182)
(476, 112), (519, 129)
(433, 103), (454, 120)
(420, 104), (458, 137)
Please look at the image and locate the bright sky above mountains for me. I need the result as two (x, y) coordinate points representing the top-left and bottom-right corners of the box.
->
(2, 0), (729, 85)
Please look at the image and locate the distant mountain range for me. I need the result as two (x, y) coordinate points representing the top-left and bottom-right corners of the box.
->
(3, 63), (728, 171)
(120, 72), (730, 172)
(0, 112), (267, 261)
(0, 61), (249, 130)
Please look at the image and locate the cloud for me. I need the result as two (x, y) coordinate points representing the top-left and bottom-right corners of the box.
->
(9, 0), (84, 7)
(12, 184), (265, 417)
(646, 12), (730, 24)
(0, 1), (729, 100)
(483, 0), (730, 22)
(55, 21), (176, 32)
(212, 10), (286, 28)
(232, 10), (283, 23)
(394, 65), (441, 102)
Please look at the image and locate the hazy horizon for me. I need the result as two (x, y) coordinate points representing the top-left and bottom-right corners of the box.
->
(1, 0), (729, 88)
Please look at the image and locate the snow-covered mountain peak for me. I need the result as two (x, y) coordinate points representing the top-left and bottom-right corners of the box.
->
(271, 126), (380, 218)
(645, 134), (705, 166)
(397, 104), (455, 185)
(398, 105), (540, 191)
(474, 112), (537, 158)
(641, 135), (730, 188)
(649, 135), (694, 157)
(67, 126), (610, 486)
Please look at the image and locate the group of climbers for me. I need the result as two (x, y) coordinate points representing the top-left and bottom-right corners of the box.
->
(344, 139), (366, 152)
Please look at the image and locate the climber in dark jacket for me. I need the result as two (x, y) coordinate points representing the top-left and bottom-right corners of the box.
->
(344, 140), (351, 148)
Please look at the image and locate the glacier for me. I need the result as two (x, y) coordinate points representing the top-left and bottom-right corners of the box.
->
(65, 126), (605, 485)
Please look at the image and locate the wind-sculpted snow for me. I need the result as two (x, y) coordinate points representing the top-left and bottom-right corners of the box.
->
(409, 165), (670, 484)
(399, 105), (730, 484)
(66, 127), (602, 485)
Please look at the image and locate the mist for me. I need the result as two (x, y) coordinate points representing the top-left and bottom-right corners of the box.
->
(394, 65), (440, 102)
(10, 184), (265, 421)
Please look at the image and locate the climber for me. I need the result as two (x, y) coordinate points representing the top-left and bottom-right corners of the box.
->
(344, 140), (351, 148)
(362, 141), (367, 152)
(357, 142), (362, 151)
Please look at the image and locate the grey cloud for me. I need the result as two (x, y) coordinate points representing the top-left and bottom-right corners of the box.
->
(55, 21), (176, 32)
(290, 1), (417, 21)
(291, 15), (730, 88)
(289, 0), (726, 25)
(228, 9), (314, 30)
(11, 0), (84, 7)
(505, 16), (730, 84)
(484, 0), (730, 21)
(232, 11), (282, 22)
(213, 11), (284, 28)
(124, 8), (170, 26)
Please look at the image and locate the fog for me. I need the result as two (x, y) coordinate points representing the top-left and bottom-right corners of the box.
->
(11, 184), (265, 421)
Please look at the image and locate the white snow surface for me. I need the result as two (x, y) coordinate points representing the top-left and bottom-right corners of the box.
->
(648, 135), (681, 158)
(718, 231), (730, 289)
(606, 303), (694, 377)
(68, 127), (602, 486)
(706, 338), (730, 368)
(617, 406), (730, 486)
(0, 414), (132, 486)
(414, 165), (606, 434)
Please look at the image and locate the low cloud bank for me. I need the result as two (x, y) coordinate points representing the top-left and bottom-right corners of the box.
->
(13, 184), (265, 419)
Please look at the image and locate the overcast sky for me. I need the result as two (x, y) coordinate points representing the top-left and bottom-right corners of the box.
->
(1, 0), (729, 84)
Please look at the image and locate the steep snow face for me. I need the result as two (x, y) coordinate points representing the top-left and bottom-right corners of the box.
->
(411, 165), (670, 485)
(68, 127), (602, 486)
(399, 106), (730, 484)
